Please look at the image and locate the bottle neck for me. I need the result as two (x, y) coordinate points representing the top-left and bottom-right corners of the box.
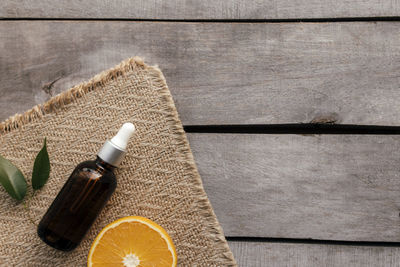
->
(97, 140), (126, 167)
(95, 156), (117, 172)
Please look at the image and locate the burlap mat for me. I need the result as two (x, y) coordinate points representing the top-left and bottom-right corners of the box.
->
(0, 57), (236, 266)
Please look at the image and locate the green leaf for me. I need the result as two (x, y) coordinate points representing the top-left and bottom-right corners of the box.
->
(0, 155), (27, 201)
(32, 138), (51, 190)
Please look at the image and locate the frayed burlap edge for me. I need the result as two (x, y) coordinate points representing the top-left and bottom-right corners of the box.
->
(0, 57), (237, 266)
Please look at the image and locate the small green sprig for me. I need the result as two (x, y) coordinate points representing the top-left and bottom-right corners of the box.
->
(0, 155), (27, 201)
(0, 138), (50, 201)
(32, 138), (51, 190)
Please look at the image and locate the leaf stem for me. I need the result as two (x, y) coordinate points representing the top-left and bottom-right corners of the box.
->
(23, 190), (37, 227)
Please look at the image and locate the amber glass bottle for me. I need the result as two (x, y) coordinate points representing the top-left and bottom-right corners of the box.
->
(37, 123), (135, 251)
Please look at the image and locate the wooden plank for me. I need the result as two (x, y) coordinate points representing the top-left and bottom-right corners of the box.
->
(228, 241), (400, 267)
(2, 1), (400, 19)
(187, 133), (400, 242)
(1, 21), (399, 126)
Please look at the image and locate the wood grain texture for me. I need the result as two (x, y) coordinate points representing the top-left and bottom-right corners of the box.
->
(228, 241), (400, 267)
(2, 0), (400, 19)
(187, 133), (400, 241)
(1, 21), (399, 126)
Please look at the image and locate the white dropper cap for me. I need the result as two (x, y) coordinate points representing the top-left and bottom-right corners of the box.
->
(97, 123), (136, 167)
(110, 123), (135, 150)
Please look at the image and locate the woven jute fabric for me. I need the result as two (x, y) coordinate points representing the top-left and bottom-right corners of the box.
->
(0, 58), (236, 266)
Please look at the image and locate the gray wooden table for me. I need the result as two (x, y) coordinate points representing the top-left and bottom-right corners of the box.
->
(1, 2), (400, 266)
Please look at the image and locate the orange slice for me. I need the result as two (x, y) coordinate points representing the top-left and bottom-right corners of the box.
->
(88, 216), (177, 267)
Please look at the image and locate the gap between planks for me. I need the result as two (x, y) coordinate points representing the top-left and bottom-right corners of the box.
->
(227, 236), (400, 247)
(184, 124), (400, 134)
(1, 17), (400, 22)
